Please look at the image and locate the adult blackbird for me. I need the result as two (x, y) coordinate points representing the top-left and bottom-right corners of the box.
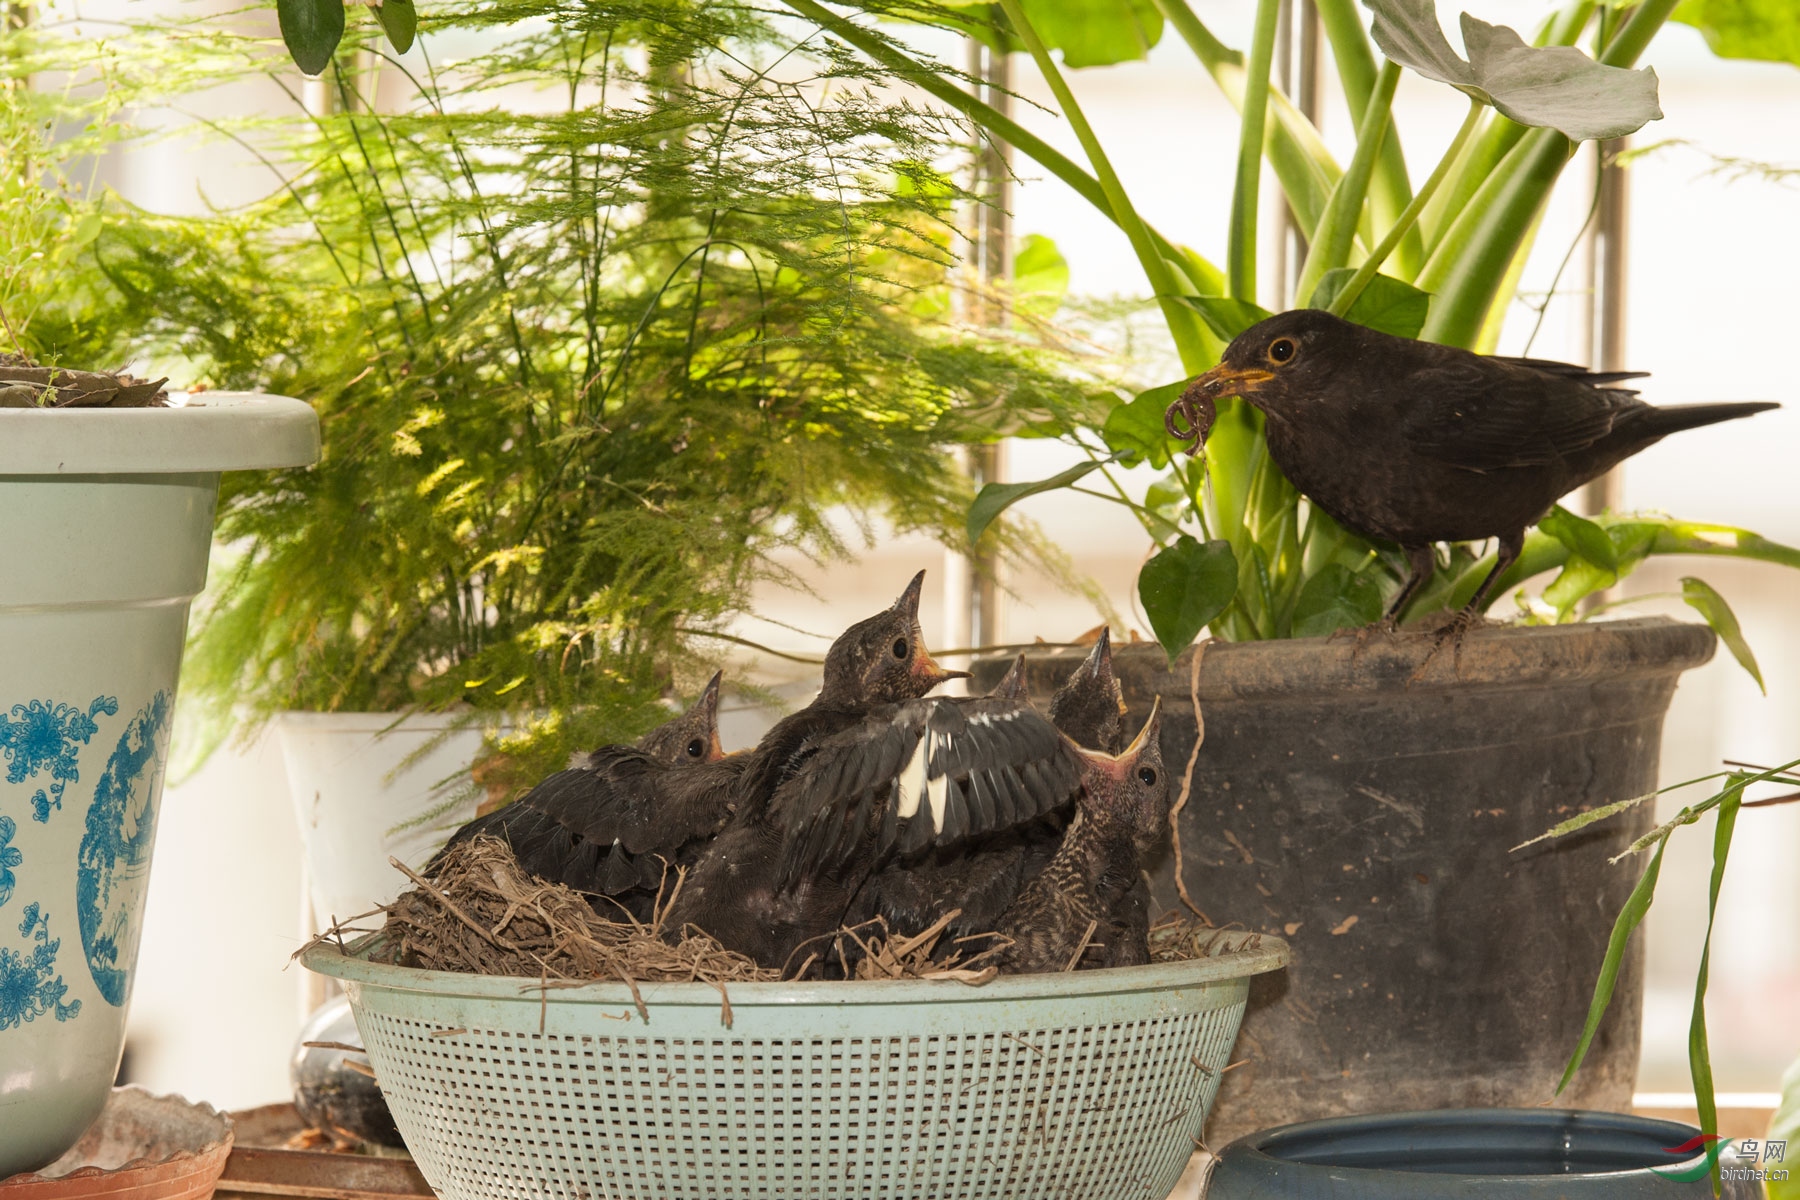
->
(995, 700), (1168, 974)
(1167, 309), (1779, 628)
(430, 571), (965, 919)
(846, 630), (1133, 946)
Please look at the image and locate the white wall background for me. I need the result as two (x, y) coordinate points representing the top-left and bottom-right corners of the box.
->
(108, 0), (1798, 1111)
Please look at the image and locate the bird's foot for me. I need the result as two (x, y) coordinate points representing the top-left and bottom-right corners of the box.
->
(1331, 616), (1400, 657)
(1407, 608), (1498, 682)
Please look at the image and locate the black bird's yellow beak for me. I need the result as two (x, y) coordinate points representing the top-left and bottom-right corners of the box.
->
(1189, 363), (1274, 398)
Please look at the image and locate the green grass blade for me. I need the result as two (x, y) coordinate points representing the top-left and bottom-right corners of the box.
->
(1689, 781), (1744, 1195)
(1681, 576), (1765, 693)
(1558, 832), (1667, 1092)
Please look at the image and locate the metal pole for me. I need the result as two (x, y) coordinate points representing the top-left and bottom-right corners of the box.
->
(947, 40), (1011, 654)
(1580, 135), (1631, 519)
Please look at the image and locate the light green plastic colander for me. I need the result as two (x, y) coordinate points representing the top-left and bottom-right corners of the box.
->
(301, 931), (1287, 1200)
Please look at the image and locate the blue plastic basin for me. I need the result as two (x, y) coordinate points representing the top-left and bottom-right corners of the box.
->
(1208, 1108), (1748, 1197)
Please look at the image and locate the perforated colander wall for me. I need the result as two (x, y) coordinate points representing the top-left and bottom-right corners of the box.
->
(358, 1003), (1241, 1200)
(306, 939), (1287, 1200)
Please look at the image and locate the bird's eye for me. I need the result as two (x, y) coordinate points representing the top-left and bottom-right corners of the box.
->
(892, 638), (909, 660)
(1138, 766), (1158, 786)
(1268, 337), (1296, 364)
(686, 738), (704, 759)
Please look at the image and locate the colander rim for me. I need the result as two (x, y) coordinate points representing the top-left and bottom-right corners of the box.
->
(300, 929), (1288, 1007)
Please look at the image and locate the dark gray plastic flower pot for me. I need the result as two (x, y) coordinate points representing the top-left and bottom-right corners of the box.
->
(1206, 1109), (1759, 1197)
(983, 618), (1715, 1143)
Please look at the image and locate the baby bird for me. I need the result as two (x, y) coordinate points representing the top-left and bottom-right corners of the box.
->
(847, 630), (1132, 945)
(995, 699), (1168, 974)
(426, 672), (732, 911)
(434, 572), (967, 920)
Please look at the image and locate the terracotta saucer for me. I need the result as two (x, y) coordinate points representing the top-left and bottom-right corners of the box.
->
(0, 1089), (233, 1200)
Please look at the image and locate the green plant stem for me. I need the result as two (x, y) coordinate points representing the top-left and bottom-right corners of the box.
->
(1313, 0), (1421, 277)
(1228, 0), (1283, 303)
(778, 0), (1226, 310)
(1422, 0), (1594, 249)
(1154, 0), (1343, 247)
(1329, 99), (1483, 319)
(1419, 0), (1676, 346)
(1296, 59), (1400, 304)
(994, 0), (1214, 370)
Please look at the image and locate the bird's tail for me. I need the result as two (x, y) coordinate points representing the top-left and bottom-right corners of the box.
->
(1640, 401), (1779, 436)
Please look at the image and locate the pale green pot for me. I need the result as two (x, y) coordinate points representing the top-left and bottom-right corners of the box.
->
(0, 394), (318, 1178)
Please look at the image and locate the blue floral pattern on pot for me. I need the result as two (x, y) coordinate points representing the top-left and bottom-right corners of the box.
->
(0, 902), (81, 1030)
(0, 815), (20, 909)
(1, 697), (119, 823)
(77, 691), (170, 1008)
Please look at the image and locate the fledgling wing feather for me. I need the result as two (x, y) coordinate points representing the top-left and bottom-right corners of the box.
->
(770, 696), (1080, 886)
(1399, 355), (1646, 472)
(430, 750), (742, 897)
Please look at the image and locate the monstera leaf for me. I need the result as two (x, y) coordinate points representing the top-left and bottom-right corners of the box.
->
(1367, 0), (1663, 141)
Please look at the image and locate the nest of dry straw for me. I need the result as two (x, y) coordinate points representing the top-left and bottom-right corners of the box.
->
(371, 836), (775, 1017)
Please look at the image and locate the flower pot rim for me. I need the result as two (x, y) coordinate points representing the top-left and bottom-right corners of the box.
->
(301, 928), (1289, 1008)
(0, 392), (318, 475)
(1004, 616), (1716, 696)
(1216, 1107), (1716, 1183)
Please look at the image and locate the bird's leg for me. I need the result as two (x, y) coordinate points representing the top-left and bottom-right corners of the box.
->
(1416, 530), (1524, 677)
(1332, 545), (1435, 651)
(1383, 544), (1440, 631)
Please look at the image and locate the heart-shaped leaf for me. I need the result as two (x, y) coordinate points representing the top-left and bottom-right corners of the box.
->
(1307, 269), (1432, 339)
(1013, 233), (1069, 320)
(376, 0), (417, 53)
(1681, 577), (1764, 693)
(1138, 536), (1237, 661)
(1176, 295), (1275, 343)
(1102, 381), (1185, 469)
(1675, 0), (1800, 69)
(967, 458), (1112, 546)
(1024, 0), (1164, 68)
(1367, 0), (1663, 142)
(1291, 563), (1386, 638)
(278, 0), (345, 77)
(1540, 504), (1620, 572)
(921, 0), (1163, 66)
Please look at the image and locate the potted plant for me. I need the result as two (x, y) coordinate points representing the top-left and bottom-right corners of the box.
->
(45, 1), (1104, 929)
(1529, 754), (1800, 1188)
(795, 0), (1800, 1140)
(0, 73), (319, 1176)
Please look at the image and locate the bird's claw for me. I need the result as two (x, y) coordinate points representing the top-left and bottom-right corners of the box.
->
(1407, 608), (1493, 682)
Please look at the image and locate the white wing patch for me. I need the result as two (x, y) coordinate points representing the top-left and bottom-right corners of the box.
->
(893, 729), (932, 820)
(893, 721), (959, 831)
(927, 770), (950, 831)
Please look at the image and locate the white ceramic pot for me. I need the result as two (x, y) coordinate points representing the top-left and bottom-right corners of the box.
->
(277, 713), (484, 936)
(0, 394), (318, 1178)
